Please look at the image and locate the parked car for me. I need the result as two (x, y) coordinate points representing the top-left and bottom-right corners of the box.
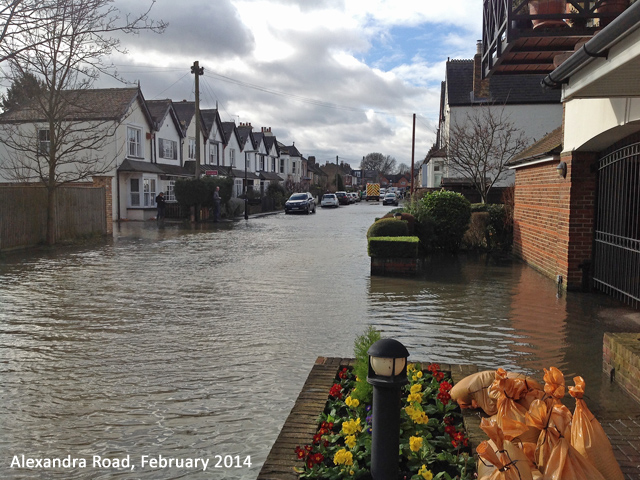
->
(320, 193), (339, 208)
(335, 191), (350, 205)
(349, 192), (360, 203)
(285, 192), (316, 214)
(382, 192), (399, 206)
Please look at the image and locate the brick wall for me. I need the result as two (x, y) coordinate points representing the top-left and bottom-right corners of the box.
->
(92, 176), (113, 235)
(512, 150), (597, 289)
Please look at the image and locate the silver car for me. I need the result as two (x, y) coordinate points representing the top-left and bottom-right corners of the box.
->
(320, 193), (339, 208)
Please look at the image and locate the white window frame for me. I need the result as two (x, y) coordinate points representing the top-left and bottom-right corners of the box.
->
(210, 143), (218, 165)
(292, 161), (296, 174)
(272, 158), (276, 172)
(230, 148), (236, 167)
(159, 138), (177, 160)
(127, 126), (143, 158)
(38, 128), (50, 156)
(259, 156), (265, 171)
(165, 180), (176, 202)
(143, 177), (156, 207)
(130, 178), (140, 206)
(280, 158), (285, 174)
(234, 178), (242, 197)
(188, 138), (196, 160)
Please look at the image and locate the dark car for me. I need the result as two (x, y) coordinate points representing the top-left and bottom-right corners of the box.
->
(382, 192), (399, 206)
(335, 191), (350, 205)
(285, 192), (316, 214)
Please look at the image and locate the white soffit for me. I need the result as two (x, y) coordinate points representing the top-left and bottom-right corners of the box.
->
(563, 26), (640, 100)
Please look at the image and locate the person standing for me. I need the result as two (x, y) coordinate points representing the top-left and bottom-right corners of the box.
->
(213, 186), (221, 222)
(155, 191), (166, 221)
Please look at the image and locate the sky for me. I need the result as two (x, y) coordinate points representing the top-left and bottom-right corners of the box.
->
(106, 0), (483, 169)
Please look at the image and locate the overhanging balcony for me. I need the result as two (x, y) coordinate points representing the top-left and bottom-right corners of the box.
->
(482, 0), (632, 77)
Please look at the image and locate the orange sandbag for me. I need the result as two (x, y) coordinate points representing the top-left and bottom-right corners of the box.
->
(479, 418), (539, 480)
(569, 376), (625, 480)
(477, 439), (534, 480)
(451, 370), (498, 414)
(491, 372), (541, 443)
(525, 398), (572, 473)
(543, 404), (606, 480)
(543, 366), (565, 402)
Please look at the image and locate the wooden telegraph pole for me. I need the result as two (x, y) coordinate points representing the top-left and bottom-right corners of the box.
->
(410, 113), (416, 197)
(191, 61), (204, 179)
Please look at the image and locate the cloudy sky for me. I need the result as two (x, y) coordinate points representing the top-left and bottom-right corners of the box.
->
(108, 0), (483, 169)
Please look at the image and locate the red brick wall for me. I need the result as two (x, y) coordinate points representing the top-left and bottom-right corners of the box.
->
(92, 176), (113, 235)
(512, 151), (597, 289)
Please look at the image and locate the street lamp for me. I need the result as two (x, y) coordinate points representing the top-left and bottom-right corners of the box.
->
(367, 338), (409, 480)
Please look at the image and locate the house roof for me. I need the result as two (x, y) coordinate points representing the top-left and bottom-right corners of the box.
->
(508, 127), (563, 167)
(173, 101), (198, 133)
(445, 59), (561, 106)
(118, 158), (165, 174)
(259, 171), (281, 181)
(0, 87), (151, 124)
(263, 135), (278, 154)
(279, 143), (301, 157)
(237, 125), (257, 150)
(146, 99), (183, 137)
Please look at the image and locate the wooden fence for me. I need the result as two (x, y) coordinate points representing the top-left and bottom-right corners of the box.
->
(0, 184), (106, 251)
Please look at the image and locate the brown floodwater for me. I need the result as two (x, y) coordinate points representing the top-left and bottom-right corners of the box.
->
(1, 200), (638, 479)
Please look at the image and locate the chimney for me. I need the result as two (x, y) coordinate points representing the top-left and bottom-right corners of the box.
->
(473, 40), (490, 100)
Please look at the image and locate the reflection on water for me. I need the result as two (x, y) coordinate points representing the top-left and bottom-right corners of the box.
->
(1, 205), (639, 479)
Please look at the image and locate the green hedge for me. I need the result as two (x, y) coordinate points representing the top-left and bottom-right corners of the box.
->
(469, 203), (513, 251)
(368, 236), (419, 258)
(366, 218), (409, 238)
(174, 176), (233, 207)
(416, 190), (470, 252)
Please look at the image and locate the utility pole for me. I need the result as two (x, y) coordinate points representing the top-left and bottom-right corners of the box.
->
(410, 113), (416, 197)
(191, 61), (204, 178)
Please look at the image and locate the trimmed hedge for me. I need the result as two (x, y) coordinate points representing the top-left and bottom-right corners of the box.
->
(368, 236), (419, 258)
(418, 190), (471, 252)
(382, 212), (416, 234)
(366, 217), (409, 238)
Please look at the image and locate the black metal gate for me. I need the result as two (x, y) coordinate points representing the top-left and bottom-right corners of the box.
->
(593, 143), (640, 308)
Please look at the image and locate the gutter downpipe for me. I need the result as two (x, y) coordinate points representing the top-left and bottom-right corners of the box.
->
(542, 2), (640, 89)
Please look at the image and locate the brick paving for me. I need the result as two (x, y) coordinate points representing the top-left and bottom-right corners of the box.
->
(258, 359), (640, 480)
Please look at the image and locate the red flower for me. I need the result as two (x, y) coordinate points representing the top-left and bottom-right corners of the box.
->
(312, 453), (324, 464)
(313, 433), (322, 444)
(427, 363), (440, 373)
(305, 445), (313, 453)
(437, 391), (451, 405)
(329, 383), (343, 399)
(338, 367), (349, 379)
(445, 425), (457, 437)
(295, 446), (307, 459)
(307, 458), (315, 469)
(433, 371), (444, 382)
(439, 381), (452, 392)
(443, 415), (454, 425)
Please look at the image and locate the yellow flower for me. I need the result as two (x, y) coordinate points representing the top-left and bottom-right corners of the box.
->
(345, 396), (360, 408)
(410, 436), (423, 452)
(418, 465), (433, 480)
(342, 418), (363, 435)
(407, 392), (423, 403)
(333, 448), (353, 466)
(345, 434), (357, 449)
(349, 470), (355, 476)
(410, 384), (422, 394)
(407, 363), (415, 372)
(416, 371), (423, 378)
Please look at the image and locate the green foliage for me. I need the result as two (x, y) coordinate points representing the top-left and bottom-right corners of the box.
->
(368, 236), (419, 258)
(1, 71), (45, 113)
(336, 173), (345, 191)
(468, 203), (513, 251)
(382, 211), (416, 234)
(366, 217), (409, 239)
(463, 212), (491, 250)
(414, 191), (471, 252)
(267, 182), (287, 208)
(351, 326), (381, 406)
(174, 176), (233, 207)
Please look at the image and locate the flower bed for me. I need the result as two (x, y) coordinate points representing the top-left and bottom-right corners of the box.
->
(294, 363), (475, 480)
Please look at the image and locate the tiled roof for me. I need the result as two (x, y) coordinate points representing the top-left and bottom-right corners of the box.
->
(446, 59), (561, 106)
(173, 101), (195, 129)
(259, 171), (281, 181)
(508, 127), (563, 166)
(200, 108), (219, 132)
(0, 87), (142, 123)
(146, 99), (172, 126)
(118, 159), (165, 174)
(221, 122), (236, 144)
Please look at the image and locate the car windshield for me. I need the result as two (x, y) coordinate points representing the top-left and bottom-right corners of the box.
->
(290, 194), (307, 201)
(385, 193), (395, 197)
(323, 194), (335, 199)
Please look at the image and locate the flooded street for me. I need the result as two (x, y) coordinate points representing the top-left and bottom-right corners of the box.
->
(1, 201), (639, 479)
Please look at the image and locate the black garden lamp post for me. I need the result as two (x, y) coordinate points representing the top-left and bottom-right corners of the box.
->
(367, 338), (409, 480)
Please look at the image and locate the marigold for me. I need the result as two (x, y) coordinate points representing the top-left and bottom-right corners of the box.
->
(407, 392), (423, 403)
(409, 435), (423, 452)
(342, 418), (362, 435)
(418, 465), (434, 480)
(415, 370), (423, 379)
(345, 434), (357, 449)
(410, 384), (422, 394)
(333, 448), (353, 466)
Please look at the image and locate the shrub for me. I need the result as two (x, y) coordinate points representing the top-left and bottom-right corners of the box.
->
(267, 182), (287, 208)
(174, 176), (233, 207)
(368, 236), (419, 258)
(417, 191), (471, 252)
(463, 211), (491, 250)
(469, 203), (513, 251)
(350, 326), (381, 406)
(382, 211), (415, 234)
(366, 218), (409, 239)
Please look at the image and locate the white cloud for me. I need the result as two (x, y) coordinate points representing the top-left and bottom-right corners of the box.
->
(106, 0), (480, 166)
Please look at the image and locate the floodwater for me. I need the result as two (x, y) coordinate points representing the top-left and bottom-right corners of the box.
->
(1, 201), (639, 479)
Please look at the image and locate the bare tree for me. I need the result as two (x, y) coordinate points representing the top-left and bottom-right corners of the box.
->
(396, 162), (410, 175)
(360, 152), (397, 177)
(0, 0), (165, 244)
(446, 105), (528, 203)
